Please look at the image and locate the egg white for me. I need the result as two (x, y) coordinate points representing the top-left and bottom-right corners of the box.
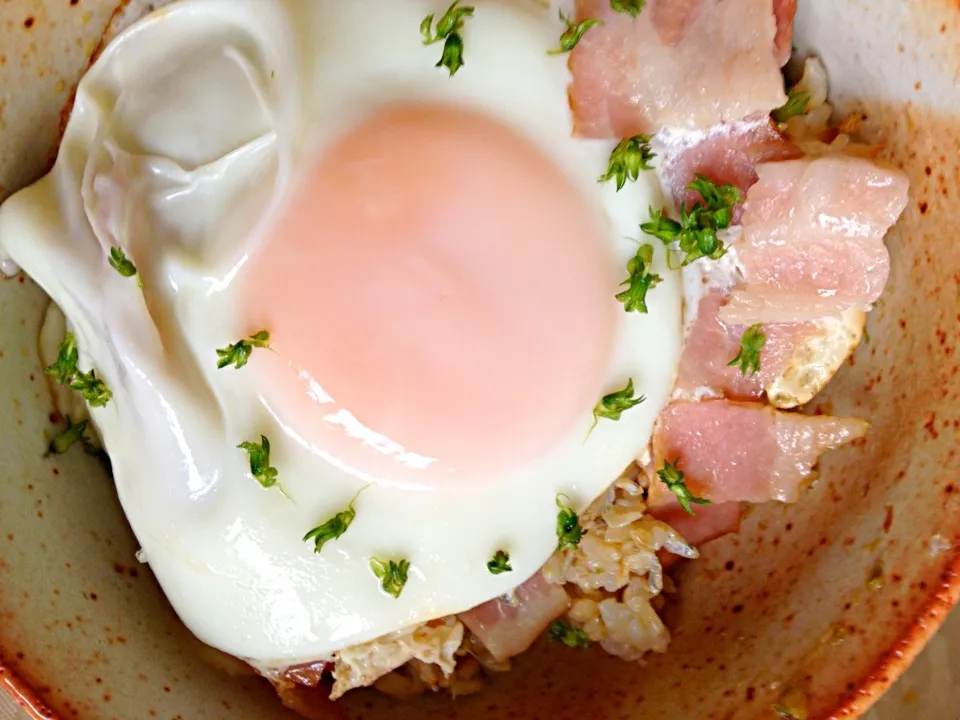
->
(0, 0), (681, 665)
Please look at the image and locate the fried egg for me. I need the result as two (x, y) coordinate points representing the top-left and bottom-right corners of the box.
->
(0, 0), (681, 666)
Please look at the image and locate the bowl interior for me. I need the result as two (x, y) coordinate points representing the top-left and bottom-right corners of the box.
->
(1, 1), (958, 719)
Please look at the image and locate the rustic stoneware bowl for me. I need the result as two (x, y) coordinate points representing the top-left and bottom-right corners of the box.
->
(1, 1), (958, 719)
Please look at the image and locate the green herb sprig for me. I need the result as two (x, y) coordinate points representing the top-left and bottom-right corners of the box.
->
(772, 88), (811, 124)
(421, 2), (474, 76)
(370, 558), (411, 598)
(44, 333), (113, 408)
(590, 378), (645, 434)
(44, 334), (79, 386)
(640, 175), (742, 267)
(599, 135), (656, 191)
(487, 550), (512, 575)
(108, 247), (142, 287)
(303, 487), (367, 554)
(49, 416), (89, 455)
(657, 459), (710, 515)
(548, 620), (591, 648)
(70, 369), (112, 408)
(728, 324), (767, 376)
(216, 331), (270, 370)
(609, 0), (646, 17)
(555, 494), (585, 551)
(616, 244), (662, 314)
(237, 434), (291, 500)
(549, 10), (602, 54)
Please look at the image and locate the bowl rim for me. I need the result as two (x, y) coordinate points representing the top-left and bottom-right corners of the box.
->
(1, 660), (58, 719)
(1, 0), (958, 717)
(821, 551), (960, 719)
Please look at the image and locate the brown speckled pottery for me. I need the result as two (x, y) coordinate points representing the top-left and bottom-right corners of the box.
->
(1, 1), (958, 719)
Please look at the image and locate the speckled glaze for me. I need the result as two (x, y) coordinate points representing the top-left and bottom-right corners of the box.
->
(0, 1), (957, 719)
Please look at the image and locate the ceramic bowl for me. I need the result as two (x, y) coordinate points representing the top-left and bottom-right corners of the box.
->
(1, 1), (958, 719)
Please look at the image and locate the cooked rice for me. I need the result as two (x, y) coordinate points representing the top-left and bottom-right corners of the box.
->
(541, 468), (696, 661)
(782, 57), (872, 160)
(782, 57), (832, 142)
(330, 616), (464, 699)
(331, 465), (697, 697)
(373, 655), (487, 699)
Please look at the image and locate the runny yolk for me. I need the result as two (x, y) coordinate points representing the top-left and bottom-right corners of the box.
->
(243, 104), (617, 485)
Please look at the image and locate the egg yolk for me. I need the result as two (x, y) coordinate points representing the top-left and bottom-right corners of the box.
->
(244, 104), (616, 484)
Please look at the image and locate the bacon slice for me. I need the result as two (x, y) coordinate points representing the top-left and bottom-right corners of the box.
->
(282, 662), (334, 688)
(659, 119), (802, 213)
(459, 572), (569, 662)
(652, 501), (742, 569)
(649, 400), (868, 506)
(773, 0), (798, 66)
(678, 291), (866, 408)
(719, 155), (909, 324)
(650, 0), (703, 46)
(677, 291), (814, 400)
(569, 0), (788, 137)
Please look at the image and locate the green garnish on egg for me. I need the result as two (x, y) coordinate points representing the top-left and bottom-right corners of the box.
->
(70, 369), (113, 408)
(599, 135), (656, 191)
(216, 331), (271, 370)
(304, 506), (356, 555)
(590, 378), (645, 434)
(549, 10), (602, 55)
(237, 434), (291, 500)
(108, 247), (142, 287)
(487, 549), (513, 575)
(421, 1), (474, 76)
(616, 244), (662, 314)
(657, 459), (710, 516)
(303, 488), (366, 554)
(555, 494), (585, 551)
(44, 332), (113, 408)
(370, 558), (411, 598)
(44, 333), (79, 386)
